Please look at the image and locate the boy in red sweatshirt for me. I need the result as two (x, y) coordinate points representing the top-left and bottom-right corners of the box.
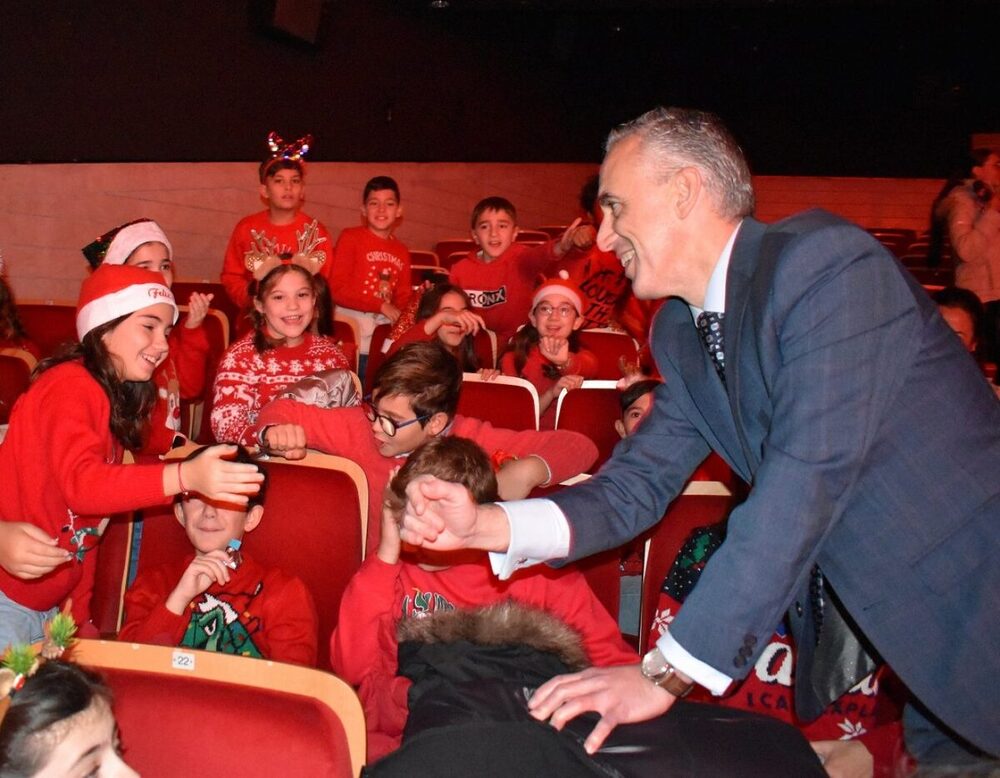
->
(449, 196), (593, 350)
(119, 445), (317, 666)
(328, 176), (412, 379)
(330, 436), (638, 763)
(220, 133), (335, 321)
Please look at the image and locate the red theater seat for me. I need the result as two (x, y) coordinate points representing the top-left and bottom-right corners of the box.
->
(16, 301), (77, 359)
(577, 329), (640, 380)
(554, 380), (621, 472)
(74, 639), (365, 777)
(457, 373), (539, 430)
(409, 249), (440, 267)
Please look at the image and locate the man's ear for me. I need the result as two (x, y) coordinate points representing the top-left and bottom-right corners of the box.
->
(614, 419), (627, 440)
(673, 167), (702, 219)
(426, 412), (450, 437)
(173, 501), (186, 527)
(242, 505), (264, 534)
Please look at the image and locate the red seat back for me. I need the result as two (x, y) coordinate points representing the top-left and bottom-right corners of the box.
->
(17, 302), (77, 359)
(554, 381), (622, 471)
(456, 374), (538, 430)
(577, 330), (640, 380)
(0, 349), (35, 424)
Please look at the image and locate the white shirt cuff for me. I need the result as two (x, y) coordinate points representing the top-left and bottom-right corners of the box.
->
(656, 631), (733, 695)
(488, 499), (570, 580)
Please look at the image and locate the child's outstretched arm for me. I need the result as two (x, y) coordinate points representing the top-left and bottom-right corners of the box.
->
(164, 444), (264, 504)
(0, 520), (71, 579)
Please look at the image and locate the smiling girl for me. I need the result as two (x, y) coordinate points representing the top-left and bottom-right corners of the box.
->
(499, 272), (598, 428)
(210, 263), (350, 445)
(388, 283), (486, 372)
(0, 265), (263, 648)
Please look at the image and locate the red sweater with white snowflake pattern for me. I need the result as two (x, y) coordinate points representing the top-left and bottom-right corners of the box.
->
(210, 332), (349, 445)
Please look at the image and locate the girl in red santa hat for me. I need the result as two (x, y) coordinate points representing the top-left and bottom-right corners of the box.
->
(0, 264), (263, 649)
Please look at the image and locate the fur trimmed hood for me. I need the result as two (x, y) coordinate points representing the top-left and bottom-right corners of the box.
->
(397, 600), (589, 671)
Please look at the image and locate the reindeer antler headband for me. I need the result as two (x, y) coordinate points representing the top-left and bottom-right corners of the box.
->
(260, 131), (314, 180)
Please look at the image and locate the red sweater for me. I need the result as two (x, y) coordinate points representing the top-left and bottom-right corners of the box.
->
(210, 332), (350, 446)
(141, 321), (210, 456)
(0, 362), (169, 625)
(331, 556), (637, 761)
(220, 210), (335, 311)
(449, 242), (558, 349)
(119, 552), (317, 667)
(328, 226), (411, 313)
(499, 346), (599, 429)
(254, 401), (598, 552)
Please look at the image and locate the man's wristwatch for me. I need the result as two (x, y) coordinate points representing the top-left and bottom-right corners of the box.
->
(640, 647), (694, 698)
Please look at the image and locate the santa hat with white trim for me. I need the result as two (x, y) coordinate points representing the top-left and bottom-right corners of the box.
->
(531, 270), (584, 315)
(76, 264), (178, 341)
(81, 218), (173, 269)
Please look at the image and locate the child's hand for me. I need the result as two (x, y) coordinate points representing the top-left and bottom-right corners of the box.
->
(810, 739), (873, 778)
(435, 310), (485, 337)
(261, 424), (308, 459)
(539, 336), (570, 367)
(496, 455), (549, 500)
(165, 550), (231, 615)
(184, 292), (214, 329)
(478, 368), (501, 382)
(381, 302), (401, 323)
(555, 374), (585, 392)
(0, 521), (71, 579)
(179, 445), (265, 504)
(555, 217), (595, 256)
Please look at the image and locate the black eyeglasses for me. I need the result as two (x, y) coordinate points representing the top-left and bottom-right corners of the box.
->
(363, 397), (430, 437)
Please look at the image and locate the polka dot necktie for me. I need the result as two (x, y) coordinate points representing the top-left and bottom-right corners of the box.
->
(696, 311), (726, 383)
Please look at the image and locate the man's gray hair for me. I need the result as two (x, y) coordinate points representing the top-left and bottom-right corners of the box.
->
(606, 107), (755, 219)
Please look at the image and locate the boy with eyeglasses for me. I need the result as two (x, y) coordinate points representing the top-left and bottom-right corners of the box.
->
(253, 341), (597, 552)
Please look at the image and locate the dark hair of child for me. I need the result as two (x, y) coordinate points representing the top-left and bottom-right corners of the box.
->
(0, 660), (114, 777)
(371, 341), (461, 422)
(619, 379), (661, 414)
(0, 276), (29, 343)
(502, 320), (582, 380)
(578, 174), (600, 215)
(363, 176), (400, 202)
(932, 286), (986, 354)
(311, 274), (334, 338)
(386, 436), (499, 516)
(178, 444), (268, 509)
(257, 157), (304, 184)
(469, 197), (517, 229)
(34, 315), (156, 450)
(250, 263), (319, 354)
(416, 283), (480, 372)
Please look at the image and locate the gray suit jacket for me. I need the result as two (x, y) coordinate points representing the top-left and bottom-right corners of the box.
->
(551, 211), (1000, 754)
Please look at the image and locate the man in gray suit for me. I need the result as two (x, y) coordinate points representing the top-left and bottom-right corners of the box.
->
(400, 108), (1000, 769)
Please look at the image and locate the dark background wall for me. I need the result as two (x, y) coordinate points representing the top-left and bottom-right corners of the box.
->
(1, 1), (996, 176)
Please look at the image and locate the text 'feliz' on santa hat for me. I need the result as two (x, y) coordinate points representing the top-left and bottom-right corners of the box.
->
(76, 265), (178, 341)
(532, 270), (584, 315)
(81, 218), (173, 269)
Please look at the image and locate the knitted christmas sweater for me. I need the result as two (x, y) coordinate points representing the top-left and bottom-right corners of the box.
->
(0, 362), (169, 625)
(120, 552), (317, 667)
(220, 210), (335, 310)
(449, 242), (558, 349)
(328, 226), (412, 313)
(210, 332), (349, 446)
(331, 555), (637, 761)
(254, 401), (598, 552)
(499, 346), (599, 429)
